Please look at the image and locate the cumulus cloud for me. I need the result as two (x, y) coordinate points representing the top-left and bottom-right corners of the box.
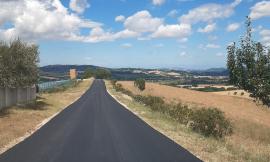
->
(197, 23), (216, 33)
(179, 0), (241, 24)
(250, 1), (270, 20)
(179, 51), (187, 56)
(0, 0), (141, 43)
(69, 0), (90, 14)
(152, 0), (166, 6)
(226, 23), (240, 32)
(259, 29), (270, 46)
(115, 15), (125, 22)
(0, 0), (102, 42)
(151, 24), (191, 38)
(124, 10), (163, 33)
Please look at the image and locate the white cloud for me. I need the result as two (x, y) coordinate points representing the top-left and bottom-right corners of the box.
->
(151, 23), (191, 38)
(115, 15), (125, 22)
(121, 43), (132, 48)
(180, 51), (187, 56)
(179, 0), (241, 24)
(250, 1), (270, 20)
(168, 9), (178, 17)
(197, 23), (216, 33)
(226, 23), (240, 32)
(259, 29), (270, 46)
(124, 10), (163, 33)
(206, 43), (220, 48)
(0, 0), (101, 42)
(152, 0), (165, 6)
(69, 0), (90, 14)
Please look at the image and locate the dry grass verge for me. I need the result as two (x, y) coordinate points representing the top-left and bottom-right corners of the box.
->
(106, 81), (270, 162)
(0, 79), (93, 154)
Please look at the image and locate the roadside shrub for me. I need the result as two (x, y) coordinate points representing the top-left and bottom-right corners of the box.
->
(111, 79), (117, 86)
(234, 92), (237, 95)
(227, 87), (238, 91)
(241, 92), (245, 96)
(195, 86), (226, 92)
(190, 108), (233, 138)
(134, 78), (145, 91)
(169, 103), (193, 125)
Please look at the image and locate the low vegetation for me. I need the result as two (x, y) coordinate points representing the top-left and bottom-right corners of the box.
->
(193, 86), (226, 92)
(83, 68), (111, 79)
(134, 78), (145, 91)
(112, 81), (232, 138)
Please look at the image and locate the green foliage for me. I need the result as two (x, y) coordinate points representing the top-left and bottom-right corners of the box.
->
(83, 68), (94, 79)
(95, 69), (111, 79)
(0, 39), (39, 87)
(82, 68), (111, 79)
(195, 86), (226, 92)
(134, 78), (145, 91)
(113, 83), (233, 138)
(227, 17), (270, 106)
(191, 108), (233, 138)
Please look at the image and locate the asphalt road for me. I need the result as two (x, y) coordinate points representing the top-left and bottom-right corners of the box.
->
(0, 80), (201, 162)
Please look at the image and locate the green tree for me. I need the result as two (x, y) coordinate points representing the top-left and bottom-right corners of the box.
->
(134, 78), (145, 91)
(227, 42), (237, 84)
(83, 68), (94, 79)
(95, 69), (111, 79)
(0, 39), (39, 87)
(227, 17), (270, 106)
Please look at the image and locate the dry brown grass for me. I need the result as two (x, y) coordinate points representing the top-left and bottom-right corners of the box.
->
(0, 79), (93, 152)
(115, 81), (270, 162)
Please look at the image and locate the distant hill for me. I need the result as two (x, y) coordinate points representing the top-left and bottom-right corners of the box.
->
(39, 65), (228, 82)
(189, 68), (229, 76)
(40, 65), (103, 74)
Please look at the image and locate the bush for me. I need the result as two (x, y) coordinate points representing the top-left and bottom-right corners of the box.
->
(191, 108), (233, 138)
(241, 92), (245, 96)
(134, 78), (145, 91)
(234, 92), (237, 95)
(169, 103), (193, 125)
(227, 87), (238, 91)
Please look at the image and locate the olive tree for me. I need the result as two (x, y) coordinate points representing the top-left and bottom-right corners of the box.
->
(0, 39), (39, 87)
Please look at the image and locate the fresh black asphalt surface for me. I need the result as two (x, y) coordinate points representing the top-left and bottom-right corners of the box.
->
(0, 79), (201, 162)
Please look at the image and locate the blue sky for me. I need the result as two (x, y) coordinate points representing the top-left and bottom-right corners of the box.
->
(0, 0), (270, 69)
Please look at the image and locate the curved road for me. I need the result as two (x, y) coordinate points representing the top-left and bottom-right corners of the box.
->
(0, 80), (201, 162)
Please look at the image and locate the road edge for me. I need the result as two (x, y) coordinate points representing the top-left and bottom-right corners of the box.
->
(0, 80), (93, 155)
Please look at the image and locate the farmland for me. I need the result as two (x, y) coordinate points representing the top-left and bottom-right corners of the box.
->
(112, 81), (270, 161)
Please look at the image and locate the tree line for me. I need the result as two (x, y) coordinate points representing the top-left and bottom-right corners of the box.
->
(83, 68), (111, 79)
(0, 39), (39, 88)
(227, 17), (270, 106)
